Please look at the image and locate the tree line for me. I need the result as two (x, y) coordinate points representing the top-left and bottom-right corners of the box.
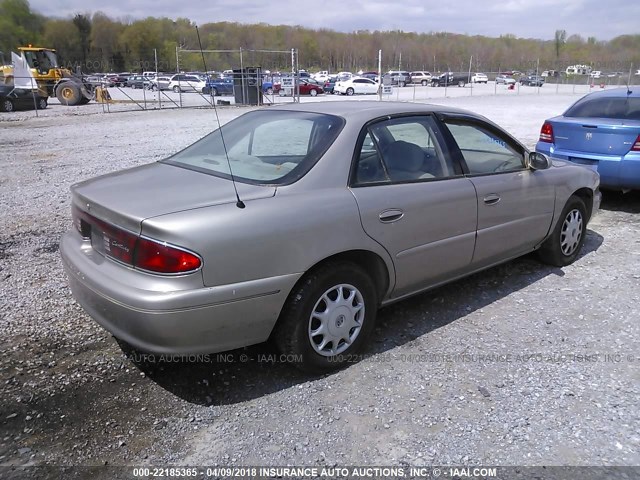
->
(1, 0), (639, 75)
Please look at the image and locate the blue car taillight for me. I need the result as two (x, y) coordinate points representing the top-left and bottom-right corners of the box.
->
(539, 122), (554, 143)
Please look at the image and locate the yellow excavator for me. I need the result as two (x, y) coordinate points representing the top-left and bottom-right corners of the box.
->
(0, 46), (97, 105)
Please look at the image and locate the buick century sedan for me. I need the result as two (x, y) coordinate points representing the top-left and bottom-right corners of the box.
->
(61, 102), (600, 372)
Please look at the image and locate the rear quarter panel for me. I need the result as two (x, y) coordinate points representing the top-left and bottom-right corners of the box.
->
(140, 187), (396, 291)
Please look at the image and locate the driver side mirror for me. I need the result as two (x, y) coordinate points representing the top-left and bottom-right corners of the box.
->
(529, 152), (551, 170)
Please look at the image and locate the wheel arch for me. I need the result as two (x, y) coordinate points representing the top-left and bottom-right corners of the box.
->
(285, 249), (392, 309)
(571, 187), (594, 221)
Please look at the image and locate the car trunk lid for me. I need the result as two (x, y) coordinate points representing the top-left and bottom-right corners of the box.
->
(551, 117), (640, 156)
(71, 162), (275, 233)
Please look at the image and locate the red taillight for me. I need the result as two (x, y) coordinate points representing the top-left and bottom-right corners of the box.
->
(539, 122), (554, 143)
(631, 134), (640, 152)
(134, 237), (201, 274)
(71, 205), (201, 274)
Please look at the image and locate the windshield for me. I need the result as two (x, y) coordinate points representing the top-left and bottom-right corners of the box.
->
(23, 50), (59, 70)
(162, 110), (345, 184)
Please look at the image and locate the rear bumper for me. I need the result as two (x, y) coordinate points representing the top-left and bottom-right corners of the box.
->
(60, 231), (301, 354)
(537, 144), (640, 190)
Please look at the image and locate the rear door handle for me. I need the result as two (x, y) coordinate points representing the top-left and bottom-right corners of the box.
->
(379, 209), (404, 223)
(483, 194), (501, 205)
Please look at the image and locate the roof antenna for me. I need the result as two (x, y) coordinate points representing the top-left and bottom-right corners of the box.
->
(626, 63), (633, 96)
(195, 25), (245, 209)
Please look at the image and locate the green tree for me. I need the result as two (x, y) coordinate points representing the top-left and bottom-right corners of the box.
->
(0, 0), (43, 55)
(73, 14), (91, 69)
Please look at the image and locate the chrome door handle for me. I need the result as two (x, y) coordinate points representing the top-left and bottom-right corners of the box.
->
(483, 194), (501, 205)
(379, 209), (404, 223)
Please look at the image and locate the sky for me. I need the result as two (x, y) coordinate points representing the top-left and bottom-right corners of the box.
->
(29, 0), (639, 41)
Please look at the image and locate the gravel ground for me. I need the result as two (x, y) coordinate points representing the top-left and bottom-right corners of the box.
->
(0, 89), (639, 475)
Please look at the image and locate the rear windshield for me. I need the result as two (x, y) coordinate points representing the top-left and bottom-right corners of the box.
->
(565, 96), (640, 120)
(162, 110), (345, 185)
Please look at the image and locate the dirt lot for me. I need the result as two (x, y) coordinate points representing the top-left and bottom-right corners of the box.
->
(0, 89), (639, 476)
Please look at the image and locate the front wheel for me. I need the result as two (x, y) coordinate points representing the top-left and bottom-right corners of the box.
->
(421, 80), (428, 86)
(310, 89), (318, 96)
(37, 98), (48, 109)
(273, 262), (378, 373)
(173, 85), (181, 93)
(458, 80), (466, 87)
(56, 83), (81, 106)
(346, 87), (354, 96)
(537, 196), (588, 267)
(266, 87), (273, 95)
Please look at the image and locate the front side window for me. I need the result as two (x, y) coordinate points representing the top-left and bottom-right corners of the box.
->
(443, 121), (525, 174)
(162, 110), (344, 184)
(353, 116), (459, 185)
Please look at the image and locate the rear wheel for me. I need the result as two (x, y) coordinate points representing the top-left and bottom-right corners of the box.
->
(56, 83), (81, 106)
(346, 87), (355, 96)
(37, 97), (48, 109)
(274, 262), (377, 373)
(399, 81), (406, 87)
(1, 98), (14, 112)
(310, 89), (318, 96)
(458, 80), (466, 87)
(538, 195), (587, 267)
(266, 87), (274, 95)
(421, 80), (428, 86)
(173, 85), (181, 93)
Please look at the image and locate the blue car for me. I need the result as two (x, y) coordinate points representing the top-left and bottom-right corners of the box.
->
(536, 88), (640, 190)
(203, 77), (234, 96)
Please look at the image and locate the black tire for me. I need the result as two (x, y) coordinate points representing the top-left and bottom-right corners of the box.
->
(211, 87), (218, 96)
(266, 87), (274, 95)
(173, 85), (181, 93)
(421, 80), (428, 86)
(273, 262), (378, 373)
(56, 83), (81, 106)
(1, 98), (14, 112)
(537, 195), (588, 267)
(78, 96), (90, 105)
(310, 89), (318, 96)
(458, 80), (466, 87)
(346, 87), (354, 96)
(37, 98), (48, 109)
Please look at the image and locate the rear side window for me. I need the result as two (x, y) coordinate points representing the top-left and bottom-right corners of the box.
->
(565, 96), (640, 120)
(352, 115), (460, 185)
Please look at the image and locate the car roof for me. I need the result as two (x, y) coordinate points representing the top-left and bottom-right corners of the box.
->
(269, 100), (479, 121)
(580, 87), (639, 99)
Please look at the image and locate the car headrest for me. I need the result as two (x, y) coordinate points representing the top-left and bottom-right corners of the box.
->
(383, 141), (425, 172)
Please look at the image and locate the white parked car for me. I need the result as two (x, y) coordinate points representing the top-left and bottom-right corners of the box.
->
(167, 74), (207, 93)
(334, 77), (379, 96)
(495, 75), (516, 85)
(313, 71), (330, 82)
(471, 73), (488, 83)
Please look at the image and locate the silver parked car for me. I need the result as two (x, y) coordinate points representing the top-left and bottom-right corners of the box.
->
(60, 102), (600, 372)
